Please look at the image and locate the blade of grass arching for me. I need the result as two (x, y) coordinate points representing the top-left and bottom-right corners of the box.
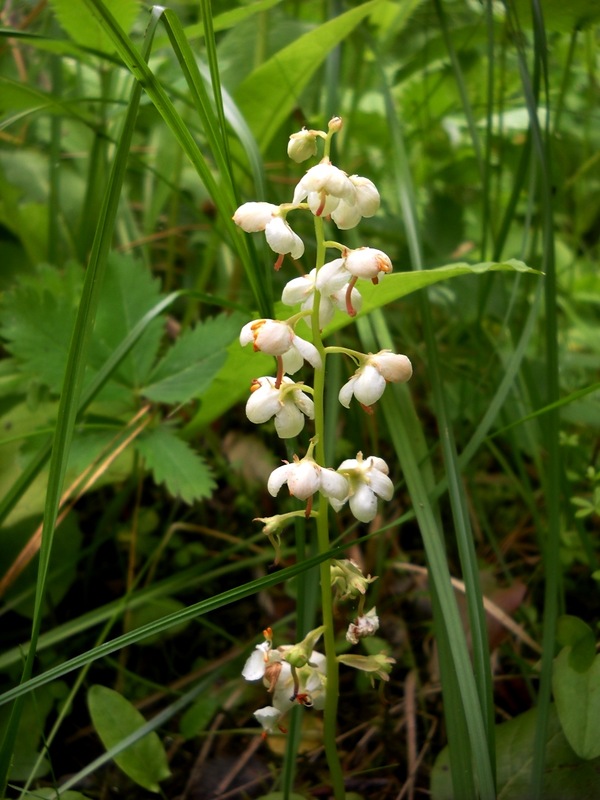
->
(80, 0), (272, 318)
(0, 21), (152, 793)
(200, 0), (232, 169)
(371, 45), (496, 794)
(509, 4), (561, 795)
(0, 538), (356, 708)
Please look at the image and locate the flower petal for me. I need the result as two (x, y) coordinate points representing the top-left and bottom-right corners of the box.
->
(267, 463), (292, 497)
(292, 335), (322, 369)
(349, 483), (378, 523)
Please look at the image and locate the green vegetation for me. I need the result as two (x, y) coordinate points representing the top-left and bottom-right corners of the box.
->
(0, 1), (599, 798)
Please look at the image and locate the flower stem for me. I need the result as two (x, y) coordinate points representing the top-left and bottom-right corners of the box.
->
(312, 214), (346, 800)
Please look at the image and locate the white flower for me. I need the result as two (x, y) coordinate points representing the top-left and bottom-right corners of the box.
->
(240, 318), (321, 369)
(243, 632), (328, 734)
(331, 452), (394, 523)
(287, 128), (319, 163)
(245, 376), (314, 438)
(233, 201), (279, 232)
(339, 350), (413, 409)
(281, 258), (362, 327)
(268, 452), (349, 503)
(292, 159), (356, 216)
(233, 202), (304, 269)
(343, 247), (392, 281)
(264, 216), (304, 263)
(331, 176), (380, 230)
(346, 607), (380, 645)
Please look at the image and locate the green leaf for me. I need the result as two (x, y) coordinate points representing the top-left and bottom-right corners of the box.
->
(323, 259), (540, 337)
(142, 312), (245, 404)
(553, 646), (600, 760)
(431, 705), (600, 799)
(556, 615), (596, 671)
(135, 425), (215, 504)
(91, 253), (164, 390)
(511, 0), (600, 31)
(234, 0), (384, 151)
(48, 0), (142, 53)
(87, 685), (170, 792)
(0, 262), (82, 393)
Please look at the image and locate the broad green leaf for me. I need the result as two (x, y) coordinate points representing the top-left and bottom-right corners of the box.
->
(234, 0), (383, 151)
(87, 685), (170, 792)
(134, 425), (215, 504)
(556, 615), (596, 671)
(142, 312), (245, 404)
(553, 646), (600, 760)
(48, 0), (141, 53)
(323, 259), (539, 337)
(431, 705), (600, 799)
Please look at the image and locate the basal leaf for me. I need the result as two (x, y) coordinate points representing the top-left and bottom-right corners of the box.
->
(87, 685), (170, 793)
(431, 704), (600, 800)
(134, 425), (215, 504)
(553, 646), (600, 760)
(234, 0), (383, 151)
(142, 312), (245, 404)
(48, 0), (142, 54)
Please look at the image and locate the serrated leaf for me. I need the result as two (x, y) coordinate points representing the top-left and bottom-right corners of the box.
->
(553, 647), (600, 760)
(135, 426), (215, 504)
(87, 685), (170, 792)
(431, 704), (600, 800)
(0, 262), (82, 393)
(48, 0), (141, 54)
(90, 253), (164, 390)
(142, 312), (245, 404)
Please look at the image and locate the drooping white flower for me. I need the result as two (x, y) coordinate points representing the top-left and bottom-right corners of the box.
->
(331, 176), (380, 230)
(243, 629), (328, 734)
(233, 202), (304, 269)
(240, 318), (321, 369)
(281, 258), (362, 327)
(268, 453), (349, 503)
(233, 202), (279, 232)
(245, 376), (314, 438)
(339, 350), (413, 409)
(264, 216), (304, 262)
(343, 247), (393, 281)
(292, 159), (357, 216)
(331, 452), (394, 523)
(346, 607), (380, 645)
(287, 127), (319, 163)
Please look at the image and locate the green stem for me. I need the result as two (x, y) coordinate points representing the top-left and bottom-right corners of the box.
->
(312, 215), (345, 799)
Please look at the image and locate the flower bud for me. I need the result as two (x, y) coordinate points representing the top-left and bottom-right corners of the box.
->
(287, 128), (318, 163)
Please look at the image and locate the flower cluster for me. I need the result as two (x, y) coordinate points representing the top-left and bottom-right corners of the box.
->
(234, 118), (406, 738)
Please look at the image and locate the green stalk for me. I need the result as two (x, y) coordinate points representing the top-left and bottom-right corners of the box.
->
(311, 212), (345, 799)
